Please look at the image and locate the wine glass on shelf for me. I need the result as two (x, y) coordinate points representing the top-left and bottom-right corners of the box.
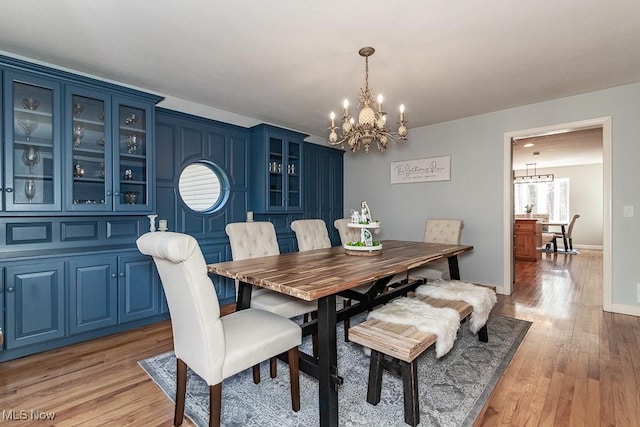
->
(73, 103), (84, 118)
(18, 119), (38, 142)
(25, 179), (36, 203)
(22, 98), (40, 110)
(22, 146), (40, 174)
(73, 124), (85, 147)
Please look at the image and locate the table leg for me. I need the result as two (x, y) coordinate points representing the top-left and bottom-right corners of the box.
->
(236, 280), (252, 311)
(317, 294), (338, 427)
(561, 225), (568, 251)
(448, 255), (461, 280)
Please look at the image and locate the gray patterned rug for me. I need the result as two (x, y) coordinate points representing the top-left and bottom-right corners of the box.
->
(139, 314), (530, 426)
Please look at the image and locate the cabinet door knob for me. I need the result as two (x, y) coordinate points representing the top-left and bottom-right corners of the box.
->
(6, 286), (15, 293)
(106, 191), (112, 196)
(5, 188), (14, 193)
(119, 272), (125, 277)
(114, 192), (120, 196)
(111, 273), (117, 278)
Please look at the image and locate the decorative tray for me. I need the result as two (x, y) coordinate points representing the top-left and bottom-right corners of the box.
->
(347, 222), (381, 229)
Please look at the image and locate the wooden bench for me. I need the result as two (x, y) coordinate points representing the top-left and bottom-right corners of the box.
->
(348, 295), (489, 427)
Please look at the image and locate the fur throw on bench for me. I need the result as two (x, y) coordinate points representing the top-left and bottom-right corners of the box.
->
(416, 280), (497, 334)
(367, 297), (460, 358)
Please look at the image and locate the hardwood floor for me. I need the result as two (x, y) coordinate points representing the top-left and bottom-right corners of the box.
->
(1, 249), (637, 426)
(475, 249), (640, 427)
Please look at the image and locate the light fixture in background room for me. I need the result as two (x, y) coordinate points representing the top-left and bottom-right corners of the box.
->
(513, 162), (554, 184)
(328, 47), (408, 153)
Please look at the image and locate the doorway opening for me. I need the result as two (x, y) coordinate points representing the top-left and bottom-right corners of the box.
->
(502, 117), (612, 311)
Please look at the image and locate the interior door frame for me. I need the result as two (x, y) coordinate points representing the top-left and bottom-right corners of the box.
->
(502, 117), (612, 311)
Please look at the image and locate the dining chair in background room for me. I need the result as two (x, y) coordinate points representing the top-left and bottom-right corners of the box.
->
(410, 218), (464, 281)
(548, 214), (580, 252)
(136, 232), (301, 427)
(226, 221), (318, 373)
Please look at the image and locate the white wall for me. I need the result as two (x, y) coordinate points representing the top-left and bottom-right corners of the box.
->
(344, 82), (640, 314)
(514, 163), (603, 247)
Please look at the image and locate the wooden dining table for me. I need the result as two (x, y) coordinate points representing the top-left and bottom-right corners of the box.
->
(207, 239), (473, 427)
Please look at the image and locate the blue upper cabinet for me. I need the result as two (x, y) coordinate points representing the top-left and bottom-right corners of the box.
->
(0, 54), (163, 216)
(3, 71), (62, 212)
(250, 124), (306, 213)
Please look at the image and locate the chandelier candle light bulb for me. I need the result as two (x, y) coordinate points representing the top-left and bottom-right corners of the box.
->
(328, 46), (408, 153)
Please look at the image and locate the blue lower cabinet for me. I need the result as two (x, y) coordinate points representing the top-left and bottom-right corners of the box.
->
(0, 267), (4, 350)
(68, 256), (118, 335)
(118, 253), (160, 323)
(4, 261), (65, 349)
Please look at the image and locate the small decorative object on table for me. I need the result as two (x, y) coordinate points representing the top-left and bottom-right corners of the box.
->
(344, 200), (382, 256)
(158, 219), (168, 231)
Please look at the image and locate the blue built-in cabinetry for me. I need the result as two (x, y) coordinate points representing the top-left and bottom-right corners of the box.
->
(155, 108), (252, 304)
(0, 55), (344, 362)
(249, 124), (306, 213)
(304, 143), (345, 246)
(0, 54), (165, 362)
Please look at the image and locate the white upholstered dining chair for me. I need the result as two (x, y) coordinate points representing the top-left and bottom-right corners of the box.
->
(411, 218), (464, 281)
(136, 231), (301, 427)
(225, 221), (318, 371)
(291, 219), (332, 251)
(333, 218), (361, 246)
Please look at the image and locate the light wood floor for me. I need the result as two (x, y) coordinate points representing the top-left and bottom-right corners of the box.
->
(1, 249), (637, 426)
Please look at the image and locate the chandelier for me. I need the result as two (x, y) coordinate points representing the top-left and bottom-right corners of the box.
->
(328, 47), (408, 153)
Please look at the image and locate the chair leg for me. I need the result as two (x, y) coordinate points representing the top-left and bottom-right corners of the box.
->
(253, 364), (261, 384)
(552, 237), (558, 252)
(270, 357), (278, 378)
(288, 347), (301, 412)
(568, 238), (573, 251)
(343, 299), (351, 342)
(209, 383), (222, 427)
(174, 358), (187, 426)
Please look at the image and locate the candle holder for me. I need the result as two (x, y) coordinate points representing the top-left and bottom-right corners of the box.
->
(147, 214), (158, 232)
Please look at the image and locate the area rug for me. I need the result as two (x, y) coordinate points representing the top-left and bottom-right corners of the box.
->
(139, 314), (530, 427)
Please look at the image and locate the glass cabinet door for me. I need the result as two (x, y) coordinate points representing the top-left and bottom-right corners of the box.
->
(268, 136), (284, 209)
(66, 88), (111, 211)
(114, 99), (152, 211)
(3, 73), (61, 211)
(286, 140), (301, 210)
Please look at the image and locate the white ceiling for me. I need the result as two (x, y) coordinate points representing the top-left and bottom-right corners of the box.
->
(1, 1), (640, 145)
(512, 127), (603, 170)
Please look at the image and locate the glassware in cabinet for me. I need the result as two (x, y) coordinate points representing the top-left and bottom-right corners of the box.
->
(114, 100), (152, 211)
(3, 73), (62, 211)
(67, 90), (110, 210)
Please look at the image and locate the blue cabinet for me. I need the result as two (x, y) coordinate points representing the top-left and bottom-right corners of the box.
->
(69, 253), (159, 332)
(304, 143), (344, 246)
(4, 261), (65, 349)
(0, 267), (4, 349)
(250, 124), (306, 213)
(68, 256), (118, 335)
(0, 54), (162, 216)
(2, 70), (62, 212)
(118, 253), (160, 323)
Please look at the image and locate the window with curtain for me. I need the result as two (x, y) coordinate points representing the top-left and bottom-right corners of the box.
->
(514, 178), (570, 223)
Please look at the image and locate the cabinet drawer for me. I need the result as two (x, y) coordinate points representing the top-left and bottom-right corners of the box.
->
(515, 220), (537, 232)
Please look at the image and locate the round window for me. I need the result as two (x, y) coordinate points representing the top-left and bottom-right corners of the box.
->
(178, 162), (229, 213)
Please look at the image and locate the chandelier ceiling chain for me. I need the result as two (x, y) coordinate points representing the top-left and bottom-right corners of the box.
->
(328, 47), (408, 153)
